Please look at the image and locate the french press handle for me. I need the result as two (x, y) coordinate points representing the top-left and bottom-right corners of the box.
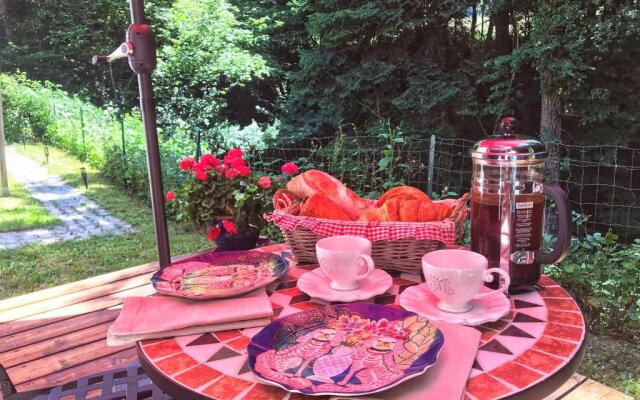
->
(535, 184), (571, 265)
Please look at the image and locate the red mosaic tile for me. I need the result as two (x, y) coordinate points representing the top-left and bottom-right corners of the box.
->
(227, 335), (251, 351)
(543, 297), (579, 311)
(203, 375), (252, 400)
(143, 340), (183, 359)
(291, 301), (322, 311)
(155, 353), (197, 375)
(489, 362), (543, 388)
(514, 349), (564, 374)
(533, 335), (578, 357)
(140, 338), (171, 346)
(175, 364), (222, 388)
(547, 310), (584, 326)
(463, 395), (473, 400)
(543, 322), (584, 342)
(277, 287), (304, 296)
(289, 393), (331, 400)
(538, 275), (558, 286)
(480, 329), (497, 344)
(214, 329), (243, 342)
(242, 383), (288, 400)
(465, 374), (512, 400)
(540, 286), (570, 298)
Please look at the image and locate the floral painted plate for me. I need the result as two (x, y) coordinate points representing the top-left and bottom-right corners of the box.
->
(151, 251), (290, 300)
(248, 303), (444, 396)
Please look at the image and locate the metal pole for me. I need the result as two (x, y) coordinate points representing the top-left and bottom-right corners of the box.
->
(427, 134), (436, 197)
(0, 90), (9, 196)
(79, 107), (86, 160)
(129, 0), (171, 268)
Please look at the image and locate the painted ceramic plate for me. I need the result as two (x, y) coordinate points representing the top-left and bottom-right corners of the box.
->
(400, 284), (511, 325)
(151, 251), (289, 300)
(248, 303), (444, 396)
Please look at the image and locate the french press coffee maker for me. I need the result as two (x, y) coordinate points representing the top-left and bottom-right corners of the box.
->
(470, 118), (571, 292)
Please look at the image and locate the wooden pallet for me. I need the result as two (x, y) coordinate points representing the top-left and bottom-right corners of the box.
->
(0, 253), (632, 399)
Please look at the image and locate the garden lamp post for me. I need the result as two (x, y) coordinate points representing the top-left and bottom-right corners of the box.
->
(93, 0), (171, 268)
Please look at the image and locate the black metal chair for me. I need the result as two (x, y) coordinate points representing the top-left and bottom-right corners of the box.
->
(0, 361), (169, 400)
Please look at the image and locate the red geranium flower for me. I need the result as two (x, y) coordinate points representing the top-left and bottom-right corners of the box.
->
(179, 156), (196, 172)
(258, 176), (271, 189)
(228, 157), (246, 169)
(195, 169), (209, 181)
(281, 162), (299, 175)
(200, 153), (219, 169)
(165, 191), (176, 202)
(207, 226), (221, 241)
(226, 148), (243, 159)
(237, 165), (251, 177)
(222, 220), (238, 234)
(225, 168), (239, 179)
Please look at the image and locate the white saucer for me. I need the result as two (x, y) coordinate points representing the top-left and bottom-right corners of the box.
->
(399, 284), (511, 325)
(297, 268), (393, 302)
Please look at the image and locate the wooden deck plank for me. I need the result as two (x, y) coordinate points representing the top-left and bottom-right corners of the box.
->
(0, 284), (155, 338)
(15, 347), (139, 392)
(0, 307), (120, 353)
(0, 321), (114, 368)
(0, 272), (153, 322)
(0, 262), (157, 312)
(563, 379), (633, 400)
(544, 373), (587, 399)
(6, 338), (133, 385)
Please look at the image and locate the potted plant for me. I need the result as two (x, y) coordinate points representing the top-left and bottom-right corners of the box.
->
(166, 148), (298, 251)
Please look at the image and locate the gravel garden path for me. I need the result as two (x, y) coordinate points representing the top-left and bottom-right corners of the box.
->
(0, 148), (135, 250)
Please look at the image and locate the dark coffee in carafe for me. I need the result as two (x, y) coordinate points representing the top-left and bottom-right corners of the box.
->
(471, 190), (545, 289)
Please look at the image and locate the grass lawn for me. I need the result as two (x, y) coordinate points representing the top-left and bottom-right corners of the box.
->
(0, 144), (210, 299)
(0, 178), (60, 232)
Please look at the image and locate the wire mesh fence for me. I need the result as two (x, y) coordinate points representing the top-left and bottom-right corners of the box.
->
(256, 133), (639, 242)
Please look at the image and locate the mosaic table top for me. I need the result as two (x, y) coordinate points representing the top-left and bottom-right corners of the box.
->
(138, 245), (586, 400)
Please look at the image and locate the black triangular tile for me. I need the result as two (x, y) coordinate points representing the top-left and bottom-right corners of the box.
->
(472, 359), (483, 371)
(290, 293), (311, 304)
(514, 299), (543, 309)
(374, 295), (396, 305)
(273, 306), (283, 317)
(276, 280), (298, 290)
(513, 312), (545, 323)
(479, 339), (513, 355)
(186, 333), (219, 346)
(207, 346), (242, 362)
(387, 270), (402, 277)
(238, 359), (251, 375)
(500, 325), (535, 338)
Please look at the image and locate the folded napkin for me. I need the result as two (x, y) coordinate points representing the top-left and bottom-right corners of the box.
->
(107, 288), (273, 346)
(332, 322), (480, 400)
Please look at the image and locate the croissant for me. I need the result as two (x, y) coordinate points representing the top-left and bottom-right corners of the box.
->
(299, 193), (354, 221)
(359, 197), (452, 222)
(273, 189), (303, 215)
(286, 170), (371, 220)
(377, 186), (432, 205)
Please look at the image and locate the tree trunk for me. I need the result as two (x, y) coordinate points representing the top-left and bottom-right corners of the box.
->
(494, 7), (512, 55)
(470, 3), (477, 40)
(487, 16), (494, 45)
(540, 70), (561, 183)
(0, 0), (10, 43)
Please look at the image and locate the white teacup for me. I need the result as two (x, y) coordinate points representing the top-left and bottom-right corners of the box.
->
(422, 249), (510, 313)
(316, 236), (375, 291)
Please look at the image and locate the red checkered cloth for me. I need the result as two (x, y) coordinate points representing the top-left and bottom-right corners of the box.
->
(264, 199), (459, 243)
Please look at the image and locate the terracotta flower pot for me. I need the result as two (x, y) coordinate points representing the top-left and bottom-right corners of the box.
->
(215, 225), (260, 251)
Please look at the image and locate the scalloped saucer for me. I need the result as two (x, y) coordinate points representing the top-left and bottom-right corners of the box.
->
(297, 268), (392, 302)
(399, 284), (511, 325)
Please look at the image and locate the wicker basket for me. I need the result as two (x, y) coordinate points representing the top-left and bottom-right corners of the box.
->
(267, 193), (469, 274)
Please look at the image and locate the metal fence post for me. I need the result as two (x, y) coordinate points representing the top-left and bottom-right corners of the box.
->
(79, 107), (86, 160)
(0, 90), (9, 196)
(427, 134), (436, 197)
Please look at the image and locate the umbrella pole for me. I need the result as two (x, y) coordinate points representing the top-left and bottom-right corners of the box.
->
(128, 0), (171, 268)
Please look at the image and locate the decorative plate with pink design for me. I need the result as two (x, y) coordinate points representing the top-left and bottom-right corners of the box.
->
(247, 303), (444, 396)
(151, 251), (289, 300)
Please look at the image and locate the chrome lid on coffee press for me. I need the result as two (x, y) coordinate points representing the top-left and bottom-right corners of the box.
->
(472, 117), (547, 162)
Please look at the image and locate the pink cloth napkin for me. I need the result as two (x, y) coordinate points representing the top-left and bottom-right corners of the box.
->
(107, 288), (273, 346)
(359, 321), (480, 400)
